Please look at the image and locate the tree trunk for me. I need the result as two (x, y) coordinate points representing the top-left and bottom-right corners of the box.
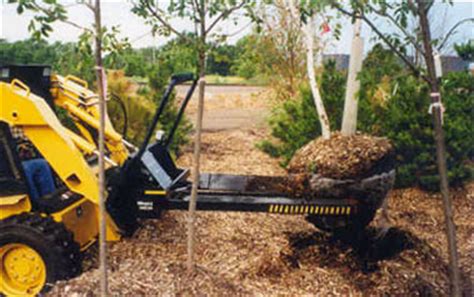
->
(416, 1), (461, 296)
(303, 15), (331, 139)
(93, 0), (108, 296)
(187, 1), (206, 274)
(341, 18), (364, 136)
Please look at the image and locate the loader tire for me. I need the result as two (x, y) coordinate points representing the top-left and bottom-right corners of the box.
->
(0, 213), (82, 296)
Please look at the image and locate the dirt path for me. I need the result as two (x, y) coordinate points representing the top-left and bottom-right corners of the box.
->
(177, 85), (270, 131)
(52, 125), (473, 296)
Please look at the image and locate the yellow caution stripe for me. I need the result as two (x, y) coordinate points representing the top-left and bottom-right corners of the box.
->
(144, 190), (167, 196)
(268, 204), (352, 215)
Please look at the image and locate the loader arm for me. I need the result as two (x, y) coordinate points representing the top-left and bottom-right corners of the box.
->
(50, 74), (131, 165)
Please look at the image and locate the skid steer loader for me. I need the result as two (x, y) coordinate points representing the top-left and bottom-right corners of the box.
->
(0, 64), (395, 296)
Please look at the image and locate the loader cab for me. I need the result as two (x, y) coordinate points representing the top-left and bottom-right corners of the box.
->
(0, 122), (29, 198)
(0, 64), (54, 110)
(0, 122), (82, 217)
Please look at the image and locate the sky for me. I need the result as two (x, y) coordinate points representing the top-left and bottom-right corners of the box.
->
(1, 0), (473, 55)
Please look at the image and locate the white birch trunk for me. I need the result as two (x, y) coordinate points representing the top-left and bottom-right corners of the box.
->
(303, 16), (331, 139)
(341, 18), (364, 136)
(287, 0), (331, 139)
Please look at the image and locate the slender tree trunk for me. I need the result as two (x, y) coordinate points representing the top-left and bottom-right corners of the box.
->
(416, 1), (461, 296)
(286, 1), (330, 139)
(341, 18), (364, 136)
(187, 1), (206, 274)
(303, 15), (331, 139)
(93, 0), (108, 296)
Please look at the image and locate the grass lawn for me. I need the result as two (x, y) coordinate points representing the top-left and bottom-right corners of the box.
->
(206, 75), (268, 86)
(129, 74), (268, 86)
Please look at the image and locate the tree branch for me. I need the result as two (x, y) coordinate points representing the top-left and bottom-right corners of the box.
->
(143, 0), (187, 40)
(205, 1), (246, 35)
(425, 0), (435, 13)
(437, 18), (474, 51)
(334, 4), (430, 84)
(84, 1), (95, 13)
(31, 1), (93, 33)
(367, 4), (425, 56)
(191, 0), (200, 23)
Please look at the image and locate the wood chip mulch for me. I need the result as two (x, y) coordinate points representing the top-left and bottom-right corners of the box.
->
(49, 129), (473, 297)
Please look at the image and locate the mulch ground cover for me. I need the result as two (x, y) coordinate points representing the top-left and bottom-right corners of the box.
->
(50, 129), (473, 296)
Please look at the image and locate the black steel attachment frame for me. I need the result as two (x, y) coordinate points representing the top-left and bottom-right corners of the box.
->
(106, 73), (196, 235)
(137, 191), (358, 219)
(108, 73), (369, 237)
(136, 173), (360, 219)
(136, 73), (196, 160)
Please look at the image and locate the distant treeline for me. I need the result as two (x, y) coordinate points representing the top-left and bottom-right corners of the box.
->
(0, 36), (260, 81)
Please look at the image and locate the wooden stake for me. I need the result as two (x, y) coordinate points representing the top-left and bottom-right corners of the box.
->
(187, 75), (205, 273)
(187, 0), (206, 274)
(93, 0), (108, 295)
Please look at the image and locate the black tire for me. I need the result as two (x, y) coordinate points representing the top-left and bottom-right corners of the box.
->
(0, 213), (82, 295)
(306, 204), (377, 234)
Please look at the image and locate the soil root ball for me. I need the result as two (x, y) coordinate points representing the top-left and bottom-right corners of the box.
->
(288, 132), (394, 180)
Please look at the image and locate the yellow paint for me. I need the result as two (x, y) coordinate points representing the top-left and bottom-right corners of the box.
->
(0, 243), (46, 297)
(284, 206), (289, 214)
(64, 129), (96, 155)
(51, 199), (113, 249)
(64, 75), (88, 89)
(347, 207), (351, 215)
(63, 102), (123, 143)
(269, 205), (274, 213)
(144, 190), (167, 196)
(0, 195), (31, 220)
(10, 79), (30, 97)
(0, 195), (28, 206)
(73, 122), (95, 145)
(51, 75), (129, 165)
(1, 81), (121, 241)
